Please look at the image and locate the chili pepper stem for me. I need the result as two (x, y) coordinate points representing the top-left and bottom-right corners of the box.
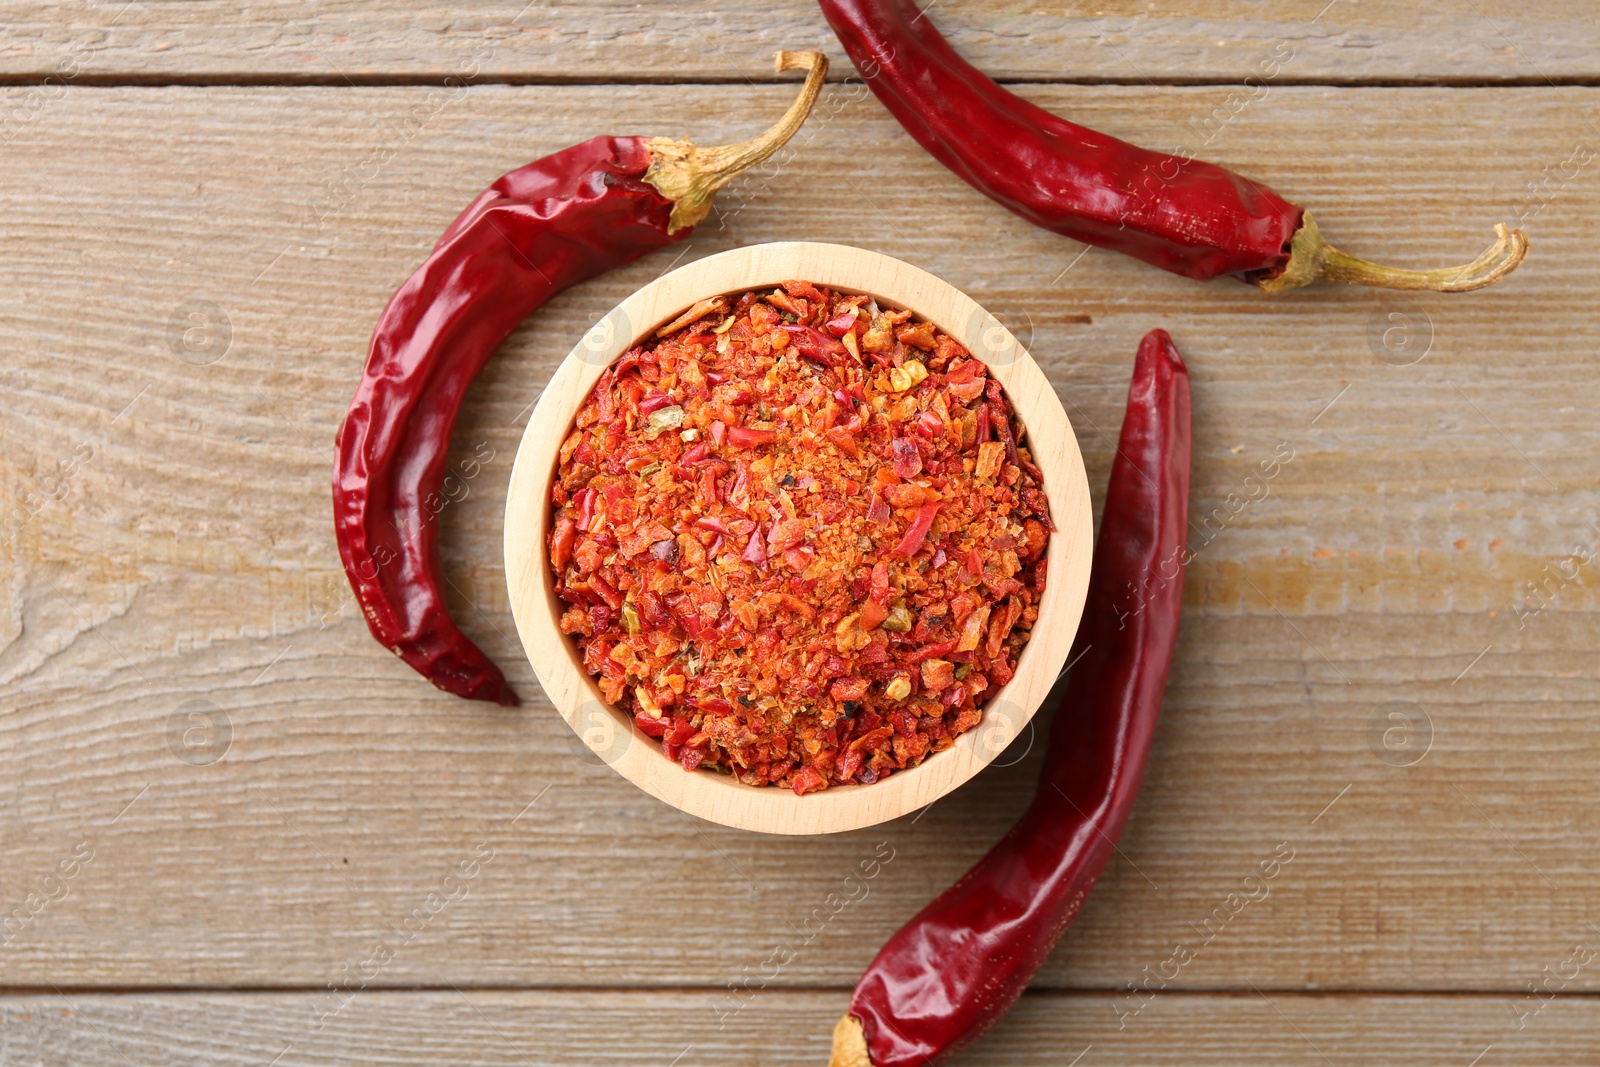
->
(1260, 212), (1529, 292)
(828, 1014), (871, 1067)
(645, 50), (828, 233)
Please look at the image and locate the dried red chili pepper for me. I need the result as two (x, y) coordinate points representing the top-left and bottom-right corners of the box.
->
(818, 0), (1527, 292)
(828, 329), (1192, 1067)
(332, 51), (827, 704)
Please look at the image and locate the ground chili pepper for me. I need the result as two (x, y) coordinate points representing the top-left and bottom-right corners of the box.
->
(828, 329), (1191, 1067)
(818, 0), (1528, 292)
(548, 283), (1050, 793)
(332, 51), (827, 704)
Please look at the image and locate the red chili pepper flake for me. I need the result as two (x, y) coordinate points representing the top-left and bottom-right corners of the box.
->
(548, 282), (1050, 792)
(727, 426), (777, 448)
(890, 500), (940, 559)
(889, 437), (922, 479)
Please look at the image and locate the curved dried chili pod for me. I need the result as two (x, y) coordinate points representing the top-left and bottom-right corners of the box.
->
(818, 0), (1527, 292)
(829, 330), (1192, 1067)
(333, 51), (828, 704)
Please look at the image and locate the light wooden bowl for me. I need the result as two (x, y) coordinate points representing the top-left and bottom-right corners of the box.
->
(504, 242), (1093, 835)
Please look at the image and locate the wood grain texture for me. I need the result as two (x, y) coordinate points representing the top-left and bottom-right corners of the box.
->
(505, 241), (1094, 835)
(2, 990), (1598, 1065)
(2, 79), (1599, 1000)
(2, 2), (1598, 84)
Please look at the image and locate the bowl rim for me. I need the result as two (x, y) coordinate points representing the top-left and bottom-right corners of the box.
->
(503, 241), (1093, 835)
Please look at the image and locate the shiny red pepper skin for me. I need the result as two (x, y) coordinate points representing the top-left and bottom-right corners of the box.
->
(332, 51), (827, 704)
(333, 137), (682, 704)
(819, 0), (1530, 294)
(818, 0), (1301, 283)
(838, 330), (1192, 1067)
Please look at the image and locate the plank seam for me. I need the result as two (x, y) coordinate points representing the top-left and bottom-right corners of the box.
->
(2, 74), (1599, 89)
(0, 985), (1592, 998)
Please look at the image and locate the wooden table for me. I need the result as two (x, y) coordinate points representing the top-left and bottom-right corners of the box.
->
(3, 3), (1598, 1063)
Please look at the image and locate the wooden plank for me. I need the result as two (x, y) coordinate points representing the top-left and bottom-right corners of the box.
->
(2, 990), (1597, 1065)
(1, 81), (1598, 992)
(3, 1), (1599, 84)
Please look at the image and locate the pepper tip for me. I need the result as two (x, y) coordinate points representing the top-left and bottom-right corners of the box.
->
(1137, 328), (1186, 374)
